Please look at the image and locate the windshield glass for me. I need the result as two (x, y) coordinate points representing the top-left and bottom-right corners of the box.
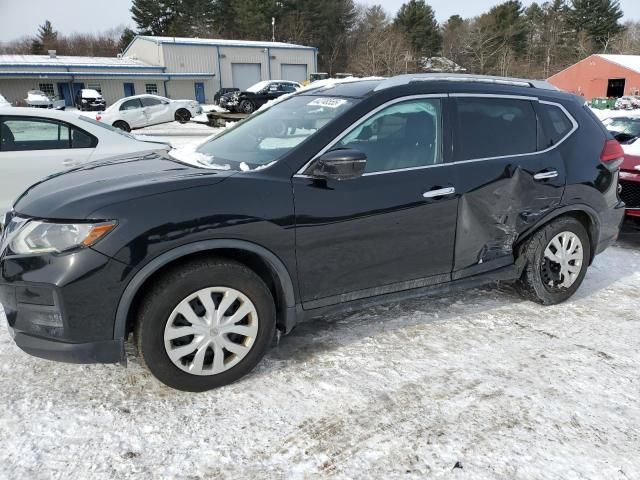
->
(188, 95), (357, 171)
(604, 118), (640, 137)
(246, 81), (272, 93)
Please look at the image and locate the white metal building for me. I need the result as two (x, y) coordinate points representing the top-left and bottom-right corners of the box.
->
(0, 53), (211, 106)
(0, 36), (317, 106)
(124, 36), (318, 104)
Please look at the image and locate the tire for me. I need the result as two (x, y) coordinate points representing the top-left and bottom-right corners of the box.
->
(516, 217), (591, 305)
(134, 258), (276, 392)
(175, 109), (191, 123)
(239, 100), (256, 114)
(113, 120), (131, 132)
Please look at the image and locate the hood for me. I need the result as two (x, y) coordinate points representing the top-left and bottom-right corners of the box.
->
(13, 152), (235, 219)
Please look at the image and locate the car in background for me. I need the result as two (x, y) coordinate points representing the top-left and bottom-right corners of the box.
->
(75, 89), (106, 111)
(614, 96), (640, 110)
(213, 88), (239, 105)
(24, 90), (66, 110)
(219, 80), (301, 113)
(96, 94), (203, 132)
(0, 94), (11, 108)
(602, 116), (640, 221)
(0, 108), (170, 216)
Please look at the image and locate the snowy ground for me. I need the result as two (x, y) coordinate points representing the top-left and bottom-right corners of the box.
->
(1, 227), (639, 479)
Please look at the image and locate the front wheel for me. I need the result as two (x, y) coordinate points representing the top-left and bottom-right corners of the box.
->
(516, 217), (591, 305)
(134, 258), (276, 392)
(175, 108), (191, 123)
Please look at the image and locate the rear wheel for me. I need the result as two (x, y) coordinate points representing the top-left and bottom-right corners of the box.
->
(113, 120), (131, 132)
(134, 258), (276, 392)
(516, 217), (591, 305)
(175, 108), (191, 123)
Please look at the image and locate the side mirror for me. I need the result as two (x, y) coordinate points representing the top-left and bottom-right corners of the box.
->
(308, 149), (367, 180)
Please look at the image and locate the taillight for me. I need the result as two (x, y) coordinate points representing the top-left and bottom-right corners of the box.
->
(95, 115), (102, 121)
(600, 139), (624, 163)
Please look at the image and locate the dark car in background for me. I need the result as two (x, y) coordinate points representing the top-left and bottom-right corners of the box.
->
(219, 80), (301, 113)
(0, 74), (625, 392)
(74, 89), (106, 111)
(213, 88), (240, 105)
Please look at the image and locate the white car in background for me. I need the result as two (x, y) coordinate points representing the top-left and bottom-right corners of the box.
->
(25, 90), (66, 110)
(0, 94), (10, 108)
(0, 108), (170, 216)
(96, 94), (203, 132)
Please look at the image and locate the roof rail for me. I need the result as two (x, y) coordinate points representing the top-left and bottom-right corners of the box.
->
(373, 73), (558, 92)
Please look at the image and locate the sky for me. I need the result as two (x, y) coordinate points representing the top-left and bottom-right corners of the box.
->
(0, 0), (639, 43)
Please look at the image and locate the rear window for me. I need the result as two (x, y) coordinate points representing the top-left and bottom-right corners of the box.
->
(538, 103), (574, 147)
(454, 98), (537, 161)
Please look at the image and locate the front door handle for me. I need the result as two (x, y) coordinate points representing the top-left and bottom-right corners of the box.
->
(533, 170), (559, 180)
(423, 186), (455, 198)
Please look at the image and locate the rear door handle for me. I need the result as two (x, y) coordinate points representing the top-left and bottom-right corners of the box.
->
(423, 186), (455, 198)
(533, 170), (559, 180)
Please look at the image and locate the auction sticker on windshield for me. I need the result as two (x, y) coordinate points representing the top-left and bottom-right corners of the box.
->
(307, 97), (349, 108)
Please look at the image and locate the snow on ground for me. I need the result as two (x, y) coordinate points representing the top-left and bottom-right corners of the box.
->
(1, 228), (639, 479)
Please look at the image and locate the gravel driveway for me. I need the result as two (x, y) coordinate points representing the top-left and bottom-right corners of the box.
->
(1, 229), (639, 480)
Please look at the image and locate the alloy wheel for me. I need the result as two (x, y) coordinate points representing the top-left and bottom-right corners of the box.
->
(163, 287), (259, 376)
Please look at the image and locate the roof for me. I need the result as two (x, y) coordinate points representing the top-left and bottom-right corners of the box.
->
(132, 35), (316, 51)
(0, 54), (161, 69)
(597, 54), (640, 74)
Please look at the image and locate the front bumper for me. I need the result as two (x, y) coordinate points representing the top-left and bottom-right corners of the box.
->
(1, 246), (130, 364)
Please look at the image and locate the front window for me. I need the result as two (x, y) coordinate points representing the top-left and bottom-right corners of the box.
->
(603, 118), (640, 138)
(175, 95), (357, 170)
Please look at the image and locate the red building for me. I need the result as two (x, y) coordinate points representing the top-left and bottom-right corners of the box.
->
(548, 54), (640, 100)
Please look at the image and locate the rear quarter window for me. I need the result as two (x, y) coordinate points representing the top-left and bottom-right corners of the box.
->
(537, 102), (574, 148)
(453, 97), (537, 161)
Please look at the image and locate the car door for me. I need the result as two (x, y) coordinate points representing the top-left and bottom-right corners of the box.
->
(141, 96), (172, 125)
(292, 96), (458, 308)
(118, 98), (147, 128)
(449, 95), (567, 276)
(0, 116), (96, 214)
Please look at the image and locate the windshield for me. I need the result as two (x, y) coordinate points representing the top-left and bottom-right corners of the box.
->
(604, 118), (640, 137)
(187, 95), (357, 171)
(246, 81), (272, 93)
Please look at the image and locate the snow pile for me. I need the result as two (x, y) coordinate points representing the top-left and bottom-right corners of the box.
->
(168, 143), (230, 170)
(1, 233), (639, 478)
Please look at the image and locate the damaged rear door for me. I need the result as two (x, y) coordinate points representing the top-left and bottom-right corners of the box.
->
(450, 95), (566, 277)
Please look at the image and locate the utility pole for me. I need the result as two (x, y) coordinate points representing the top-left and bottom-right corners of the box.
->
(272, 17), (276, 42)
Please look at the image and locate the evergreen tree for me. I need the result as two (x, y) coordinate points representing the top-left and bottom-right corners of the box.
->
(394, 0), (441, 58)
(568, 0), (624, 51)
(131, 0), (184, 36)
(118, 28), (137, 52)
(31, 20), (58, 54)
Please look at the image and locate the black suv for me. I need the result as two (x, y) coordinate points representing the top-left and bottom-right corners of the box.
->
(219, 80), (300, 113)
(74, 89), (106, 111)
(0, 75), (625, 392)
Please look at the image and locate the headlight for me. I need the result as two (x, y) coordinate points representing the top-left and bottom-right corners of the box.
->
(82, 99), (88, 103)
(10, 220), (116, 254)
(189, 101), (199, 108)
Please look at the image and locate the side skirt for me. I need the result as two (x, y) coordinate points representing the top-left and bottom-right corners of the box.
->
(295, 264), (521, 324)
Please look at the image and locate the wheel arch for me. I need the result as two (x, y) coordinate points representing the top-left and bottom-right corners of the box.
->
(515, 204), (601, 264)
(114, 240), (297, 343)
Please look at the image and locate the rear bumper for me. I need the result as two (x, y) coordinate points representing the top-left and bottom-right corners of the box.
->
(594, 200), (626, 256)
(7, 325), (124, 364)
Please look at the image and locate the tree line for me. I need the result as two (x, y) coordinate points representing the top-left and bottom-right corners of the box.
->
(1, 0), (639, 80)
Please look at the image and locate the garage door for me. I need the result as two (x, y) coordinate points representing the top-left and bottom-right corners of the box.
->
(231, 63), (262, 91)
(281, 64), (308, 83)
